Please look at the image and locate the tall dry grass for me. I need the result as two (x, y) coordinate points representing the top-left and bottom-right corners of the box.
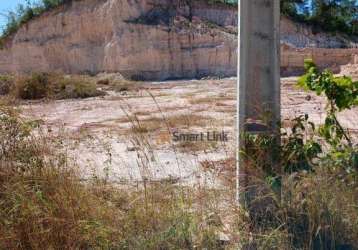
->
(0, 104), (239, 249)
(0, 86), (357, 249)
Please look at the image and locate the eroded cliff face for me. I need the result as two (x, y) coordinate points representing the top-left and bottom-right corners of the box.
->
(280, 17), (358, 76)
(0, 0), (237, 80)
(281, 17), (358, 49)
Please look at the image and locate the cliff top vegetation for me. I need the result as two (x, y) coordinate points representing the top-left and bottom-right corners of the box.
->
(281, 0), (358, 36)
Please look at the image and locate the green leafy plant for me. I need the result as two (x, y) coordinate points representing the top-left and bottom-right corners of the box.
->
(298, 59), (358, 172)
(281, 114), (322, 173)
(240, 62), (358, 248)
(242, 59), (358, 192)
(242, 114), (322, 194)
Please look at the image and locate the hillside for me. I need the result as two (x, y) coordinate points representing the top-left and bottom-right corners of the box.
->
(0, 0), (237, 80)
(280, 17), (358, 76)
(0, 0), (357, 79)
(281, 16), (358, 49)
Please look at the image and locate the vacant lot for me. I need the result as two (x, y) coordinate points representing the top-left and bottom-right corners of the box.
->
(14, 76), (357, 186)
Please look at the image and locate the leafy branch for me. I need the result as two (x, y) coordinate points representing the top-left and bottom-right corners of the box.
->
(298, 59), (358, 148)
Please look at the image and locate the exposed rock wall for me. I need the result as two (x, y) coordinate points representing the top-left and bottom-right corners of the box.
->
(280, 17), (358, 76)
(280, 17), (358, 49)
(0, 0), (237, 80)
(1, 1), (357, 79)
(341, 55), (358, 79)
(281, 44), (358, 76)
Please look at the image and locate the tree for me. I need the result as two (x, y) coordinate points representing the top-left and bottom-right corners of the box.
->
(309, 0), (358, 34)
(281, 0), (358, 35)
(280, 0), (308, 19)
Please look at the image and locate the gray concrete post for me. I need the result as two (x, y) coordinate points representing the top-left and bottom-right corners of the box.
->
(237, 0), (281, 204)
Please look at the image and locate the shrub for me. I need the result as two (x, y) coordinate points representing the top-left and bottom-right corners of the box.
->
(111, 80), (139, 93)
(13, 73), (105, 100)
(0, 105), (40, 166)
(282, 168), (358, 249)
(55, 77), (105, 99)
(0, 74), (14, 95)
(15, 72), (50, 100)
(237, 60), (358, 248)
(281, 0), (358, 36)
(298, 59), (358, 172)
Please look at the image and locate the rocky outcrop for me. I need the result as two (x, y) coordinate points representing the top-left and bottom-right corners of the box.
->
(280, 17), (358, 76)
(341, 55), (358, 79)
(1, 1), (357, 79)
(0, 0), (237, 80)
(280, 17), (358, 49)
(281, 44), (358, 76)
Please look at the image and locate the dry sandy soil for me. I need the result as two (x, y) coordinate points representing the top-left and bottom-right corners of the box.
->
(20, 77), (358, 186)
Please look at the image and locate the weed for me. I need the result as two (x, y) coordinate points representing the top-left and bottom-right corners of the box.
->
(55, 77), (105, 99)
(0, 103), (238, 249)
(15, 72), (50, 99)
(0, 74), (14, 95)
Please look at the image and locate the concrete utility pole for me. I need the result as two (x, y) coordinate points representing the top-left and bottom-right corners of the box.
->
(237, 0), (281, 204)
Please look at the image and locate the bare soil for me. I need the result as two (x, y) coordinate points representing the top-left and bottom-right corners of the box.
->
(20, 77), (358, 185)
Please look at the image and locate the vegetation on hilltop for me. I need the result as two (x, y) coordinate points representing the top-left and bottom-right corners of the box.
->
(1, 0), (78, 40)
(281, 0), (358, 36)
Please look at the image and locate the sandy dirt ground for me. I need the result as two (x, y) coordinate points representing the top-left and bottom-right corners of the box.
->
(20, 77), (358, 185)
